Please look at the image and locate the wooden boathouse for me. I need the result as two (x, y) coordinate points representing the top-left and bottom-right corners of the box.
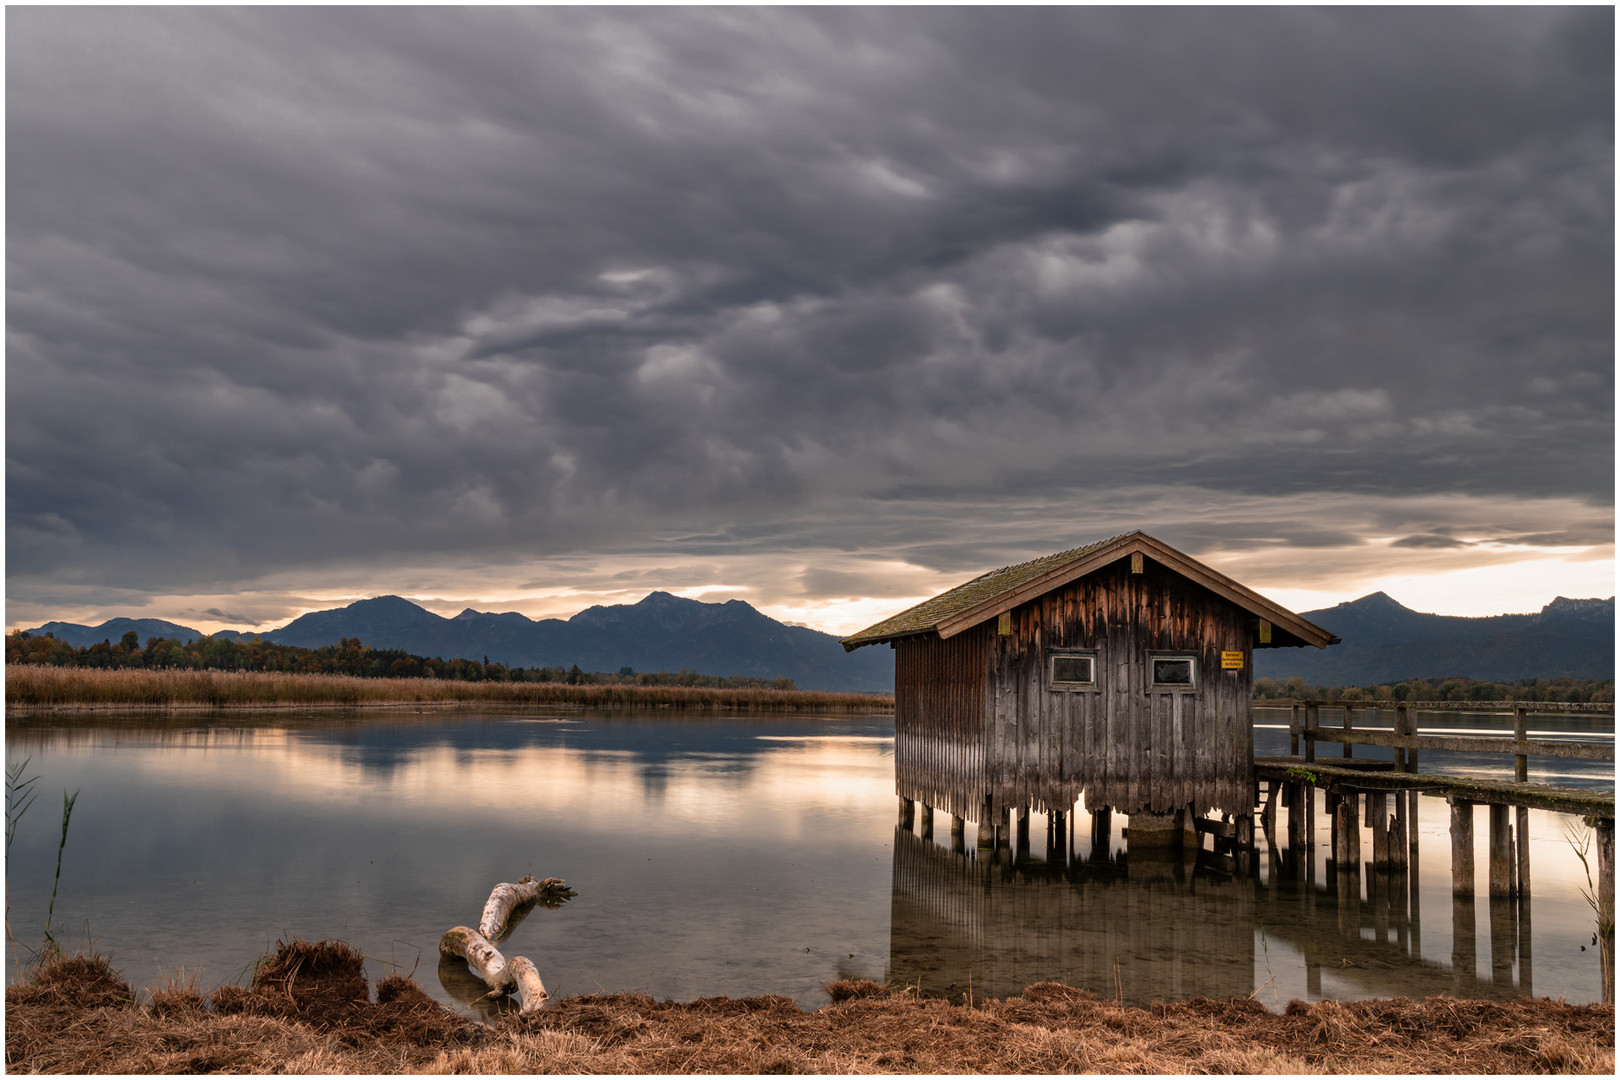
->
(842, 531), (1338, 848)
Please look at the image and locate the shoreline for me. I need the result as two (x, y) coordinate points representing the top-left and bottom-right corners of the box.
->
(6, 946), (1614, 1074)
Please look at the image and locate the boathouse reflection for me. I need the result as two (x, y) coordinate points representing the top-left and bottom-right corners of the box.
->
(888, 821), (1538, 1007)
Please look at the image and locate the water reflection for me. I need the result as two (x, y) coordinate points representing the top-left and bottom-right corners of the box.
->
(4, 709), (1608, 1013)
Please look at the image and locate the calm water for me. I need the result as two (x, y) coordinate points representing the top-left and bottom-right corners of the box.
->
(4, 707), (1612, 1015)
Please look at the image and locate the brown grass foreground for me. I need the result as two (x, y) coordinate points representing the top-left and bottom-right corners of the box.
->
(5, 943), (1614, 1075)
(4, 666), (893, 712)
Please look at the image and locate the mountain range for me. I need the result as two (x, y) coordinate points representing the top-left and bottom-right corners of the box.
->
(25, 592), (897, 694)
(21, 590), (1613, 692)
(1254, 592), (1614, 685)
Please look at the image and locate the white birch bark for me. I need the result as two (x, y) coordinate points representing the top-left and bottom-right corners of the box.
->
(438, 926), (512, 993)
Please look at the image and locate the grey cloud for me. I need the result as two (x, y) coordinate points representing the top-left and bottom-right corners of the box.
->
(6, 7), (1612, 613)
(1390, 535), (1472, 550)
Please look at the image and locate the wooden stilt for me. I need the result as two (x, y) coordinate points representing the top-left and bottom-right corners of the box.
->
(1286, 781), (1306, 852)
(1304, 703), (1319, 764)
(1515, 805), (1531, 900)
(1450, 799), (1475, 898)
(977, 799), (996, 849)
(921, 804), (934, 840)
(1016, 806), (1029, 857)
(1261, 781), (1279, 841)
(1389, 791), (1408, 871)
(898, 796), (914, 829)
(1370, 791), (1390, 868)
(950, 813), (965, 852)
(1489, 803), (1513, 898)
(1343, 792), (1361, 868)
(1598, 817), (1614, 1006)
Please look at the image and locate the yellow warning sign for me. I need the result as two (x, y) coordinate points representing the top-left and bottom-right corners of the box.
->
(1220, 651), (1245, 670)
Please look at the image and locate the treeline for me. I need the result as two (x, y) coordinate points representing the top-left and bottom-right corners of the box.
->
(1255, 675), (1614, 704)
(3, 631), (796, 691)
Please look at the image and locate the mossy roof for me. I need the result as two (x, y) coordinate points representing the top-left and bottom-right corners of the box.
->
(841, 531), (1338, 652)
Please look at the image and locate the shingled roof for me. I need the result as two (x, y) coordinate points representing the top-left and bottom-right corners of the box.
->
(841, 531), (1338, 652)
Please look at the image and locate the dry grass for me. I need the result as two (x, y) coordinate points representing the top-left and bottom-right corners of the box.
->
(6, 944), (1614, 1074)
(4, 666), (892, 712)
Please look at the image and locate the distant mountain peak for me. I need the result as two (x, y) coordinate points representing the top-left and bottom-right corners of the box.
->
(1344, 591), (1410, 611)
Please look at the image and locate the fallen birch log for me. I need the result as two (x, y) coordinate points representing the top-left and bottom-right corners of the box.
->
(438, 926), (512, 994)
(478, 875), (575, 942)
(505, 956), (550, 1013)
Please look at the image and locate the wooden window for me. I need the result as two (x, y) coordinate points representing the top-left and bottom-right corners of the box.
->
(1047, 651), (1097, 690)
(1149, 654), (1197, 690)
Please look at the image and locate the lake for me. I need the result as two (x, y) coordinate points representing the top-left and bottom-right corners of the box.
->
(4, 706), (1612, 1015)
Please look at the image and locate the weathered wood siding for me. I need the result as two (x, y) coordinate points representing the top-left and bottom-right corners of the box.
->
(984, 557), (1254, 818)
(893, 624), (993, 820)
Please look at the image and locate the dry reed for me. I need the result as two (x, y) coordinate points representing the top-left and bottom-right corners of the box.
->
(6, 944), (1613, 1074)
(4, 666), (892, 713)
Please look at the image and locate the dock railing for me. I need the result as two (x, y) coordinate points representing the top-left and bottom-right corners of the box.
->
(1270, 700), (1614, 776)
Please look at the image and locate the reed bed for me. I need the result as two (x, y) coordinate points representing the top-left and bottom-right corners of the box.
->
(3, 665), (893, 713)
(6, 945), (1613, 1074)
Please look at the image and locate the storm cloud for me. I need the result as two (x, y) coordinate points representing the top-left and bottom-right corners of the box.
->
(7, 7), (1613, 631)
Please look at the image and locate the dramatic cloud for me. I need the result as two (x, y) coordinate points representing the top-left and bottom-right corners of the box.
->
(6, 7), (1613, 633)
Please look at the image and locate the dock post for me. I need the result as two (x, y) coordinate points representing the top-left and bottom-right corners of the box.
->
(1516, 806), (1531, 899)
(1513, 705), (1529, 783)
(899, 796), (915, 830)
(1286, 781), (1306, 852)
(1015, 806), (1030, 857)
(1304, 702), (1319, 764)
(1394, 703), (1410, 771)
(1289, 703), (1300, 757)
(1341, 705), (1354, 760)
(1336, 792), (1361, 869)
(1369, 791), (1390, 868)
(977, 798), (996, 850)
(950, 812), (965, 852)
(921, 804), (934, 840)
(1403, 704), (1419, 774)
(1050, 809), (1067, 862)
(1450, 799), (1475, 897)
(1488, 803), (1514, 898)
(1598, 817), (1614, 1005)
(1388, 789), (1408, 870)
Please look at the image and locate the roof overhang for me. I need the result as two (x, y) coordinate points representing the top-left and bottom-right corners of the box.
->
(842, 531), (1339, 652)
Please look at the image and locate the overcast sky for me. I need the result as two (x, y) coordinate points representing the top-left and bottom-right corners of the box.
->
(7, 7), (1614, 636)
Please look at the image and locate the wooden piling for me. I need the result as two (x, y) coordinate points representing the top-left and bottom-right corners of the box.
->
(1513, 705), (1529, 783)
(1450, 799), (1475, 897)
(977, 799), (996, 849)
(921, 804), (934, 840)
(1369, 791), (1390, 868)
(950, 813), (965, 851)
(1341, 705), (1354, 760)
(1290, 703), (1300, 757)
(899, 796), (915, 829)
(1015, 806), (1029, 857)
(1286, 781), (1306, 852)
(1394, 703), (1411, 771)
(1489, 803), (1513, 898)
(1516, 805), (1531, 899)
(1304, 702), (1319, 764)
(1598, 817), (1614, 1005)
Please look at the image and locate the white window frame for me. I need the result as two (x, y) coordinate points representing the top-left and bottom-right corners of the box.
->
(1046, 650), (1099, 692)
(1148, 652), (1198, 691)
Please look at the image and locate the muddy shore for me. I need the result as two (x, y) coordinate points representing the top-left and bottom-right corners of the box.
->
(6, 944), (1614, 1075)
